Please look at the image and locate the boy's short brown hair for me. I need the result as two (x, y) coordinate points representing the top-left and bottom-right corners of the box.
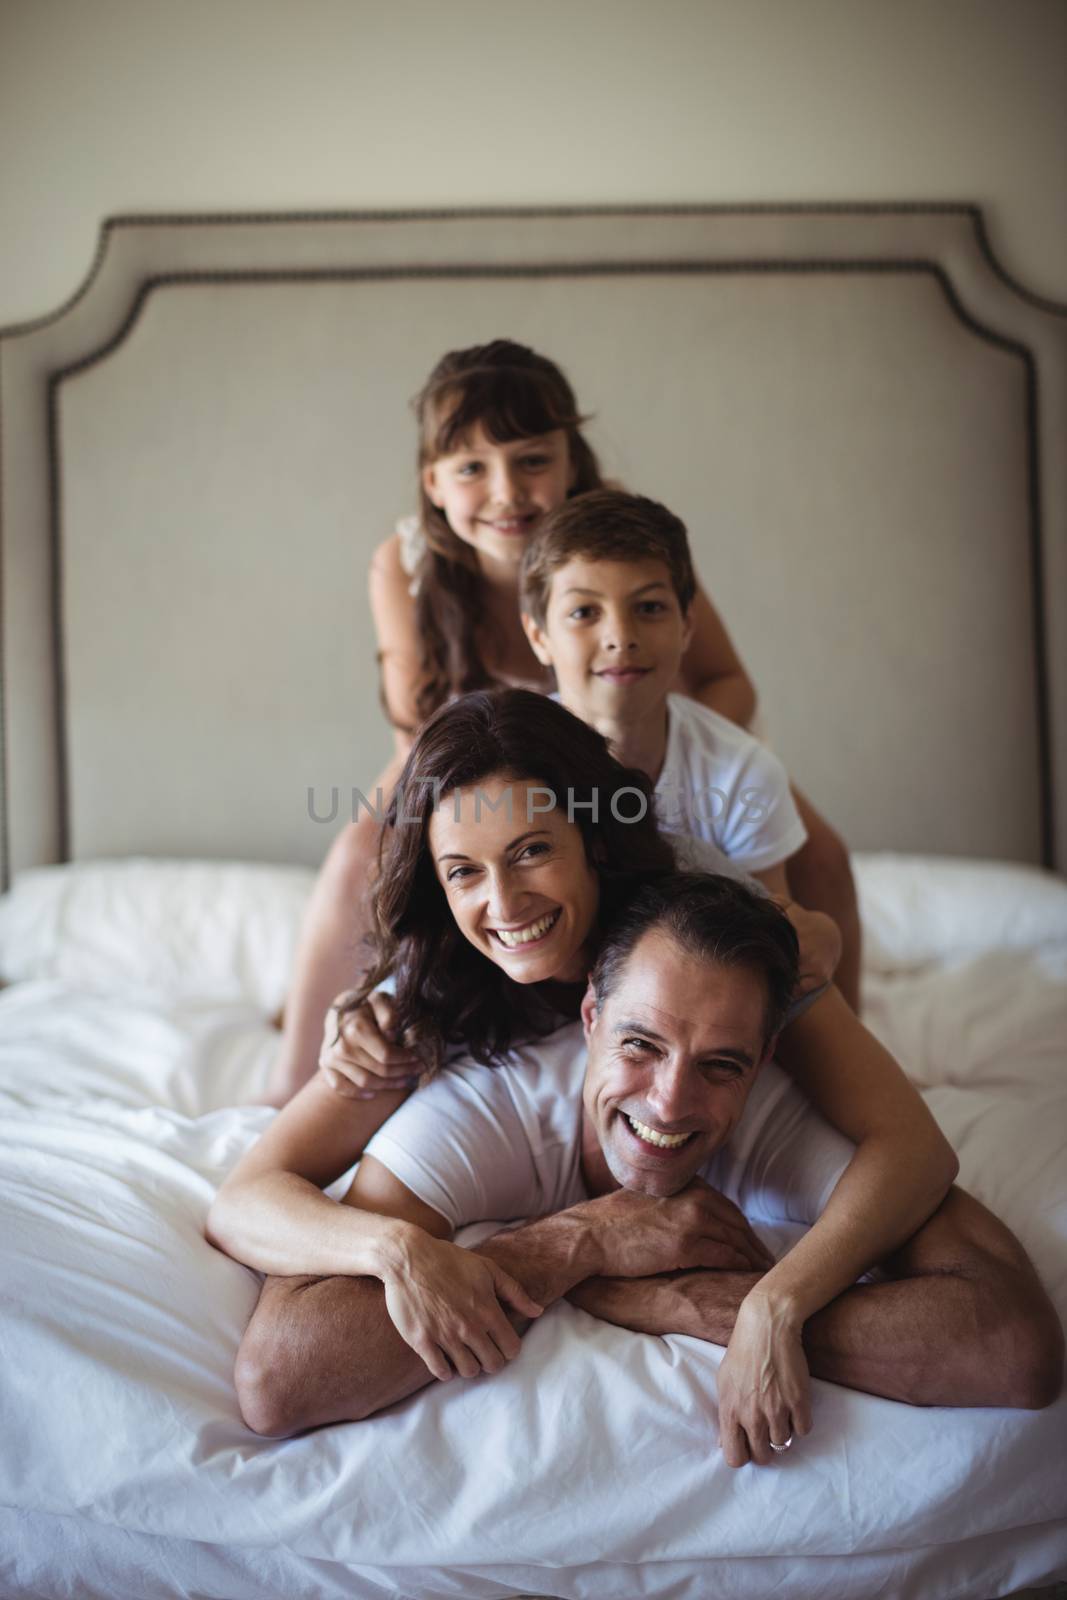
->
(520, 489), (697, 626)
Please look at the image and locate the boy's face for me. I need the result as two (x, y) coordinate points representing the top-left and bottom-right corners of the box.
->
(523, 555), (692, 724)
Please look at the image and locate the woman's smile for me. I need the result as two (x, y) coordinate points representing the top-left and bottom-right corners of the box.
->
(489, 907), (563, 948)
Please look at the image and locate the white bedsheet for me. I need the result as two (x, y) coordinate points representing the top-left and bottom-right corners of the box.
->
(0, 855), (1065, 1600)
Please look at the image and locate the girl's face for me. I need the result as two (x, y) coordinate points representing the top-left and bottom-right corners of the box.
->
(422, 422), (576, 567)
(428, 774), (600, 986)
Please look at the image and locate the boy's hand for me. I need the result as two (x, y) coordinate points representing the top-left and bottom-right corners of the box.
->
(318, 991), (422, 1098)
(779, 901), (841, 997)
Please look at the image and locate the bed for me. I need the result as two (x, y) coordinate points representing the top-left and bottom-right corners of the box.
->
(1, 206), (1065, 1599)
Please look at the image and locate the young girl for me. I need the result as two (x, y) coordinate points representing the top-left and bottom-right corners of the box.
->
(265, 339), (860, 1103)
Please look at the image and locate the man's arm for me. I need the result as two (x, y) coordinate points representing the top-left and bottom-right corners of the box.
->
(569, 1186), (1064, 1411)
(235, 1201), (606, 1436)
(235, 1168), (774, 1436)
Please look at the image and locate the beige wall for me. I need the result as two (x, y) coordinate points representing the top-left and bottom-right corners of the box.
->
(1, 0), (1065, 327)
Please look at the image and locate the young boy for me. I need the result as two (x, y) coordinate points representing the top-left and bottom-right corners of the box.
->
(519, 488), (807, 904)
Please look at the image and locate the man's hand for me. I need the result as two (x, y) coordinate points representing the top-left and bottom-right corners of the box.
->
(319, 990), (422, 1097)
(581, 1180), (775, 1279)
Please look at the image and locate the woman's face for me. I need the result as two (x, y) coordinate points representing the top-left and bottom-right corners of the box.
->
(428, 774), (601, 985)
(421, 423), (575, 568)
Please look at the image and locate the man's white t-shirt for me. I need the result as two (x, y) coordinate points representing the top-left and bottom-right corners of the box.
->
(654, 695), (806, 875)
(363, 1022), (853, 1235)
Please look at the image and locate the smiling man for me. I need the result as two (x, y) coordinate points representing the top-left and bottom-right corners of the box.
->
(234, 874), (1062, 1460)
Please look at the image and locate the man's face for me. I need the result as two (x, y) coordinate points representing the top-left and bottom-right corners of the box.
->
(580, 929), (770, 1198)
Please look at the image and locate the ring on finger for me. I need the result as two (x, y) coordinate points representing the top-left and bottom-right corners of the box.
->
(769, 1435), (794, 1454)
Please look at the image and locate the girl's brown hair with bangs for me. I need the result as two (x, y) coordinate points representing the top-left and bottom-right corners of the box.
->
(407, 340), (603, 725)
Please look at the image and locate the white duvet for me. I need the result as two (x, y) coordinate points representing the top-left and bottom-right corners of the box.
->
(0, 855), (1065, 1600)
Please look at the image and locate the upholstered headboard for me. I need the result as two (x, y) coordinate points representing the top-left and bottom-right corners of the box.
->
(2, 205), (1065, 887)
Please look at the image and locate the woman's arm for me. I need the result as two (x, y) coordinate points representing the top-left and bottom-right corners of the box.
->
(677, 581), (757, 729)
(206, 1074), (414, 1276)
(207, 1075), (541, 1380)
(769, 986), (959, 1304)
(569, 1187), (1060, 1468)
(712, 988), (958, 1454)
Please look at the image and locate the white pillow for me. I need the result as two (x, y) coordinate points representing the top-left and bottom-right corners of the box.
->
(0, 859), (316, 1010)
(854, 853), (1067, 971)
(3, 852), (1063, 1004)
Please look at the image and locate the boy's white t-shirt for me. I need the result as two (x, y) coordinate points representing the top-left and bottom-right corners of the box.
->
(654, 695), (806, 875)
(548, 690), (805, 876)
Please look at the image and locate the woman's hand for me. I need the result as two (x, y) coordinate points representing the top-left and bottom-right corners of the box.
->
(381, 1228), (543, 1382)
(318, 990), (423, 1098)
(715, 1290), (813, 1467)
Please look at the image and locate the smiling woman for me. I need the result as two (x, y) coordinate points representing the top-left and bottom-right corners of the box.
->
(350, 688), (674, 1073)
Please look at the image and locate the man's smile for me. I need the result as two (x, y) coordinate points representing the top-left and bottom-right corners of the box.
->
(619, 1109), (697, 1154)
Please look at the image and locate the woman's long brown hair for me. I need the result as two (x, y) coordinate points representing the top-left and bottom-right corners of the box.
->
(343, 689), (675, 1073)
(403, 340), (603, 728)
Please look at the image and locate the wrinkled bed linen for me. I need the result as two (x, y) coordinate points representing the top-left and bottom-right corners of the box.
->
(0, 856), (1064, 1600)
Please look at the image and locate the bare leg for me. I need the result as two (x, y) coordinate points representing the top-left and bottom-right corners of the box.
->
(263, 753), (406, 1106)
(787, 787), (862, 1013)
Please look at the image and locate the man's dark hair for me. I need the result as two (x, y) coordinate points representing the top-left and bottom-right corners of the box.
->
(590, 873), (799, 1049)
